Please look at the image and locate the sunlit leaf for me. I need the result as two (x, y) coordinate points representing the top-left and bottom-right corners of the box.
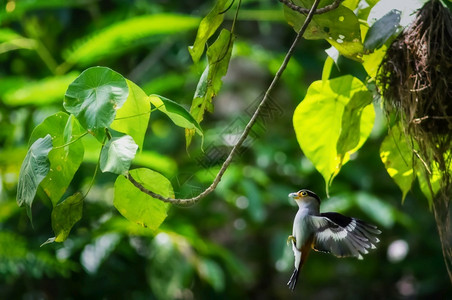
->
(284, 0), (363, 61)
(336, 90), (373, 157)
(110, 80), (150, 150)
(29, 112), (84, 206)
(293, 75), (375, 191)
(2, 73), (79, 106)
(364, 9), (401, 51)
(100, 135), (138, 175)
(114, 168), (173, 230)
(187, 29), (234, 147)
(44, 192), (83, 244)
(64, 66), (128, 140)
(417, 160), (441, 207)
(17, 134), (53, 220)
(64, 14), (200, 65)
(380, 124), (416, 201)
(362, 45), (387, 78)
(188, 0), (229, 63)
(149, 95), (203, 136)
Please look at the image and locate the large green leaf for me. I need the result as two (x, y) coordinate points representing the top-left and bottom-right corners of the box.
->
(187, 29), (234, 147)
(188, 0), (229, 63)
(110, 80), (150, 150)
(284, 0), (364, 61)
(149, 95), (203, 136)
(17, 134), (53, 220)
(64, 14), (200, 65)
(29, 112), (85, 206)
(293, 75), (375, 191)
(380, 125), (416, 201)
(2, 73), (79, 106)
(64, 66), (128, 140)
(100, 135), (138, 175)
(114, 168), (173, 230)
(45, 192), (83, 244)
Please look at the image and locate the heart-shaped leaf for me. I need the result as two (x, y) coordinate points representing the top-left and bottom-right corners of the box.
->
(114, 168), (173, 230)
(64, 66), (128, 139)
(29, 112), (84, 206)
(17, 134), (53, 220)
(100, 135), (138, 175)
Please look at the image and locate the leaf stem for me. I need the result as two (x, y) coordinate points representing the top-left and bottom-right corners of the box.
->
(53, 132), (88, 149)
(128, 0), (325, 205)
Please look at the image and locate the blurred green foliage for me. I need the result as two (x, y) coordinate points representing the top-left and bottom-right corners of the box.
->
(0, 0), (451, 299)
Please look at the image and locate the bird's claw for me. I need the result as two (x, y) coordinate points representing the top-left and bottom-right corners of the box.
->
(287, 235), (296, 246)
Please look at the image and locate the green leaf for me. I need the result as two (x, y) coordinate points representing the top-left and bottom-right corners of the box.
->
(114, 168), (173, 230)
(362, 45), (387, 78)
(417, 160), (441, 207)
(100, 135), (138, 175)
(188, 0), (229, 63)
(50, 192), (83, 243)
(110, 80), (150, 150)
(336, 90), (373, 157)
(64, 14), (200, 66)
(29, 112), (85, 206)
(284, 0), (364, 61)
(149, 95), (203, 136)
(17, 134), (53, 220)
(187, 29), (234, 147)
(293, 75), (375, 191)
(380, 125), (416, 201)
(2, 73), (79, 106)
(364, 9), (401, 51)
(64, 66), (128, 140)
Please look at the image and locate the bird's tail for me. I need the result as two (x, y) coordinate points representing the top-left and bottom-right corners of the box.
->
(287, 266), (300, 291)
(287, 240), (311, 291)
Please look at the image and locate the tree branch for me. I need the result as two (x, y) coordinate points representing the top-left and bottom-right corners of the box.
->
(278, 0), (344, 15)
(127, 0), (323, 205)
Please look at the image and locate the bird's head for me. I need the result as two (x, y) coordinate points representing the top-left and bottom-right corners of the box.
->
(289, 189), (321, 207)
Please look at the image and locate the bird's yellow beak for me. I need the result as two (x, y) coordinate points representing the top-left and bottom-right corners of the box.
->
(288, 192), (299, 199)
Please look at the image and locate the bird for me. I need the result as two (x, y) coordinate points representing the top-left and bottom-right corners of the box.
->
(287, 189), (381, 291)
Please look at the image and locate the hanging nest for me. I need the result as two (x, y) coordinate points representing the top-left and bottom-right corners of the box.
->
(378, 0), (452, 282)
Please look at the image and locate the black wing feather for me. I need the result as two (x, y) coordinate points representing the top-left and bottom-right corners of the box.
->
(309, 212), (381, 259)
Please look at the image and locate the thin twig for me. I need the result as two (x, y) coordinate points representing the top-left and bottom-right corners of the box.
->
(278, 0), (343, 15)
(127, 0), (324, 205)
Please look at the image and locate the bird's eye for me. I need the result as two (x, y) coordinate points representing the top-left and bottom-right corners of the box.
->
(301, 191), (307, 196)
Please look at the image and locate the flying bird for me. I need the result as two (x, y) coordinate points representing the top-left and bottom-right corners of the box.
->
(287, 189), (381, 291)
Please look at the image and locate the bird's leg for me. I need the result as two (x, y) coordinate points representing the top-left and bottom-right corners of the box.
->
(287, 235), (296, 246)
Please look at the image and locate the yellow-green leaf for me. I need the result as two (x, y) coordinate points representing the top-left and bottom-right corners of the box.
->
(51, 192), (84, 243)
(380, 124), (416, 201)
(283, 0), (364, 61)
(110, 80), (150, 150)
(114, 168), (174, 230)
(293, 75), (374, 192)
(29, 112), (84, 206)
(188, 0), (229, 63)
(187, 29), (234, 147)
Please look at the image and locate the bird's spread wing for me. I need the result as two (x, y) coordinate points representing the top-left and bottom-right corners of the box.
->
(308, 212), (381, 259)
